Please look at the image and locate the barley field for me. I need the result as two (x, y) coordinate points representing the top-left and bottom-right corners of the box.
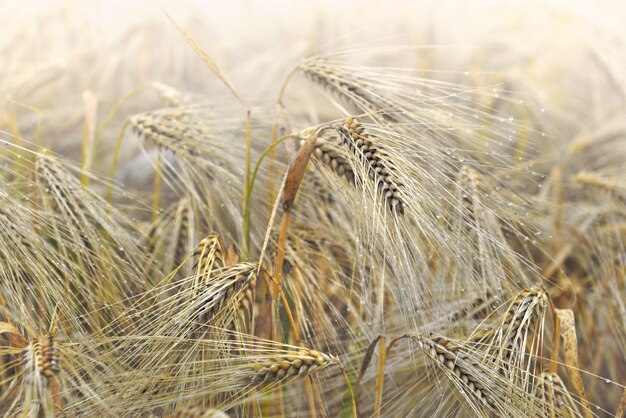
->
(1, 0), (625, 417)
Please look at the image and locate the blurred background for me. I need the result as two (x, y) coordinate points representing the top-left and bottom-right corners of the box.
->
(2, 0), (626, 167)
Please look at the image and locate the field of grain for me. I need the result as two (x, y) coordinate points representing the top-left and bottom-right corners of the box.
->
(1, 1), (625, 416)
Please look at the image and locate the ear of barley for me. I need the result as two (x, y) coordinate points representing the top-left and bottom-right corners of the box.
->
(337, 117), (405, 214)
(453, 165), (532, 292)
(534, 371), (584, 418)
(21, 334), (59, 382)
(574, 170), (626, 206)
(295, 130), (356, 184)
(130, 110), (210, 160)
(492, 286), (548, 361)
(4, 333), (62, 417)
(251, 348), (338, 386)
(473, 286), (551, 395)
(304, 170), (339, 207)
(458, 165), (484, 229)
(36, 157), (90, 230)
(190, 262), (259, 329)
(449, 291), (499, 325)
(298, 58), (398, 120)
(193, 233), (228, 275)
(31, 156), (148, 328)
(172, 198), (192, 269)
(410, 334), (497, 411)
(141, 197), (196, 278)
(162, 407), (230, 418)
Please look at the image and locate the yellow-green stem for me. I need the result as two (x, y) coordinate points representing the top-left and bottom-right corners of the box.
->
(242, 109), (252, 259)
(106, 122), (129, 206)
(152, 148), (162, 222)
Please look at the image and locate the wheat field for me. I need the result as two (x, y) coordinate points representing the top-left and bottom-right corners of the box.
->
(0, 0), (625, 417)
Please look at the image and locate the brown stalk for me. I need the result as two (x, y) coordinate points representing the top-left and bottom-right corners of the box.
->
(616, 388), (626, 418)
(373, 336), (387, 418)
(266, 125), (330, 417)
(555, 309), (591, 418)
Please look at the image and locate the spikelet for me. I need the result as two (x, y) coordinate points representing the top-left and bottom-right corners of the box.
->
(42, 334), (59, 379)
(337, 117), (405, 214)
